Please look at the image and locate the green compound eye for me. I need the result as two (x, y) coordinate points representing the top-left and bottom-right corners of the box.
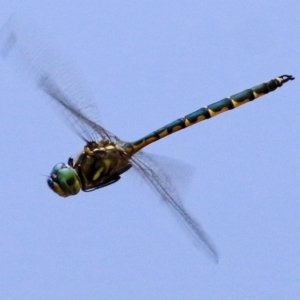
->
(47, 163), (81, 197)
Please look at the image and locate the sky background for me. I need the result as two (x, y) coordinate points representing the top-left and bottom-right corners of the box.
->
(0, 1), (299, 299)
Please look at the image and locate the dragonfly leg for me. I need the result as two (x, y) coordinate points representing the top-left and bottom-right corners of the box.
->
(82, 175), (121, 192)
(68, 157), (74, 167)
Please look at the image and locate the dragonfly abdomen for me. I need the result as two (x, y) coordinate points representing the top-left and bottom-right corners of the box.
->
(124, 75), (294, 155)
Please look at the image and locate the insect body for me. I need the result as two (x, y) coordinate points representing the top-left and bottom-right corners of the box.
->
(47, 75), (294, 199)
(0, 19), (295, 262)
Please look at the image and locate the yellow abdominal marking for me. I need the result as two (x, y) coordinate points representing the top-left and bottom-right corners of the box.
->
(158, 129), (168, 138)
(208, 106), (229, 117)
(171, 125), (182, 132)
(197, 115), (207, 122)
(146, 136), (158, 144)
(253, 91), (264, 98)
(184, 119), (191, 126)
(275, 77), (282, 84)
(232, 98), (250, 107)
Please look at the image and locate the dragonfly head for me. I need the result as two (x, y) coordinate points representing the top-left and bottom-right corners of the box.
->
(47, 163), (81, 197)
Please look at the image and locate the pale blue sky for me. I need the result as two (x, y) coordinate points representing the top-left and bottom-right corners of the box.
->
(0, 1), (299, 299)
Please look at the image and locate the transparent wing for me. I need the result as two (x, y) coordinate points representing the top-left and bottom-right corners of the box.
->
(0, 18), (117, 142)
(131, 151), (219, 263)
(0, 18), (218, 260)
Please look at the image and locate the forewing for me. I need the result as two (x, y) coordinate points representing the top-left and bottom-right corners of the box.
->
(0, 18), (118, 142)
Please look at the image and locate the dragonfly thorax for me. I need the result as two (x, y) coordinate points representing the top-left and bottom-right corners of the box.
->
(48, 140), (132, 197)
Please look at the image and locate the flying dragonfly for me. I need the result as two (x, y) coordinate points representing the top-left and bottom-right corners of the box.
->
(0, 20), (294, 263)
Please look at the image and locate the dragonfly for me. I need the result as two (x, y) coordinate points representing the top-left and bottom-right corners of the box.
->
(0, 19), (294, 263)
